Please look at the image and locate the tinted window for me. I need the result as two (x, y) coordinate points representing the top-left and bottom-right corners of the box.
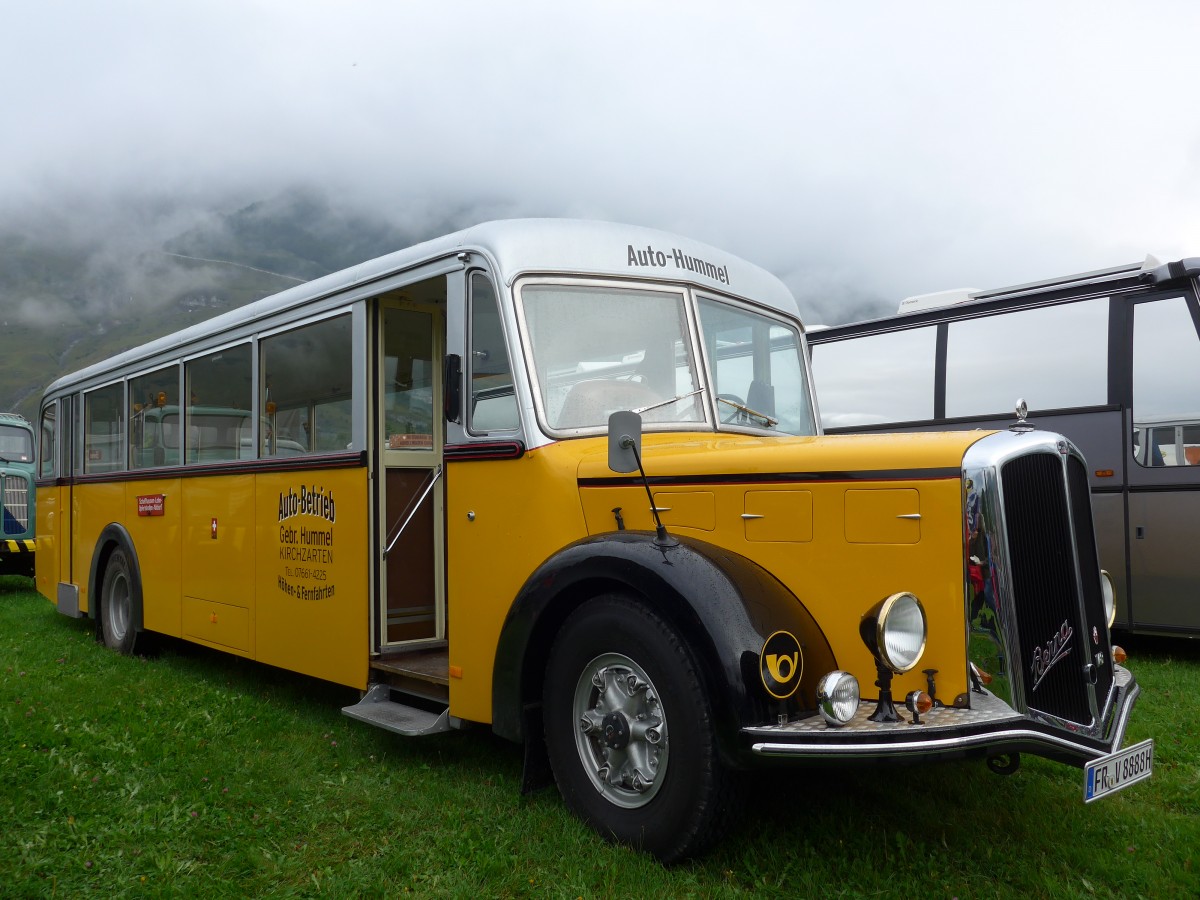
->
(945, 299), (1107, 417)
(1132, 296), (1200, 467)
(811, 327), (936, 426)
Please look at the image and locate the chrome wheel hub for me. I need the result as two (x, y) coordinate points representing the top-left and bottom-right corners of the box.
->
(572, 653), (668, 808)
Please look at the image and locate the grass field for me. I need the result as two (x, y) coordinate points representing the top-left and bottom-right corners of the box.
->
(2, 575), (1197, 898)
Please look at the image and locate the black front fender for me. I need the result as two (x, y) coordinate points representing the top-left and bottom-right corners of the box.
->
(492, 531), (836, 765)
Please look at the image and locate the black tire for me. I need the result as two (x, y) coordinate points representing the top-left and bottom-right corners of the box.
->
(100, 547), (138, 655)
(543, 593), (737, 863)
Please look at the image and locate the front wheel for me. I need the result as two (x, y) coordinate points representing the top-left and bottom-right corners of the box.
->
(100, 547), (138, 655)
(543, 594), (736, 862)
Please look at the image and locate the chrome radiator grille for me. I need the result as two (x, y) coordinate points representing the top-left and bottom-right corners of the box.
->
(966, 431), (1115, 735)
(2, 474), (30, 534)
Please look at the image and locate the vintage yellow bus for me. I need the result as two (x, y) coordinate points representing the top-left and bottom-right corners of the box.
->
(35, 219), (1147, 860)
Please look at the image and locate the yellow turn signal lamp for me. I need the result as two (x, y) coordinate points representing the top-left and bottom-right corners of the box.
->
(1112, 645), (1128, 665)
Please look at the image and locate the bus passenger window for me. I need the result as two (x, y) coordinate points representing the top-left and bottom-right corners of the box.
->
(38, 403), (56, 480)
(261, 314), (354, 456)
(129, 365), (180, 468)
(185, 344), (252, 463)
(468, 274), (519, 434)
(84, 383), (125, 474)
(1132, 297), (1200, 468)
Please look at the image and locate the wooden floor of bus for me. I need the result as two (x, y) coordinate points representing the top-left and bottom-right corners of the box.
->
(369, 646), (449, 687)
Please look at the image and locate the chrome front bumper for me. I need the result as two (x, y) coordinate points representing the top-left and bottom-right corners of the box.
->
(745, 666), (1139, 766)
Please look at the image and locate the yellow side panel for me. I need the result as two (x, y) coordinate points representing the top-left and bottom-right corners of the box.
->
(446, 446), (590, 724)
(182, 475), (256, 609)
(745, 490), (813, 543)
(844, 489), (921, 544)
(254, 469), (370, 690)
(73, 482), (125, 613)
(34, 485), (60, 602)
(124, 480), (182, 637)
(183, 596), (251, 652)
(652, 490), (715, 531)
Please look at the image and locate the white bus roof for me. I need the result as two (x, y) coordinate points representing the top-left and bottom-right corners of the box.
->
(45, 218), (799, 397)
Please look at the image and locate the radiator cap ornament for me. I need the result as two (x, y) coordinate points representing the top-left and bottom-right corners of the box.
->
(1010, 398), (1035, 432)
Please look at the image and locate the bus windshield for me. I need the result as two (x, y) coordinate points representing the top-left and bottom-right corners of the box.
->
(518, 281), (816, 436)
(0, 424), (33, 462)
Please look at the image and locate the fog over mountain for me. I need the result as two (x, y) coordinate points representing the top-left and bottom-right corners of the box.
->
(4, 2), (1199, 416)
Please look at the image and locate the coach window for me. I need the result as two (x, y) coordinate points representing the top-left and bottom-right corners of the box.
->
(811, 326), (937, 427)
(185, 343), (253, 463)
(129, 365), (181, 469)
(261, 313), (354, 456)
(1132, 297), (1200, 467)
(468, 274), (519, 433)
(945, 299), (1107, 417)
(83, 383), (125, 474)
(38, 403), (56, 480)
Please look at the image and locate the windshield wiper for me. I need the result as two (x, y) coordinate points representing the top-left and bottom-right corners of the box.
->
(633, 388), (705, 415)
(717, 396), (778, 428)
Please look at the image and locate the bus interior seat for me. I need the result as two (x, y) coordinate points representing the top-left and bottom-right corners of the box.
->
(747, 379), (776, 415)
(557, 380), (661, 429)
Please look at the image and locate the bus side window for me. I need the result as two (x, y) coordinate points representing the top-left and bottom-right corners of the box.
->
(1132, 297), (1200, 468)
(83, 383), (124, 474)
(468, 274), (519, 434)
(38, 403), (56, 480)
(185, 344), (252, 463)
(260, 314), (354, 456)
(129, 365), (179, 468)
(811, 326), (937, 428)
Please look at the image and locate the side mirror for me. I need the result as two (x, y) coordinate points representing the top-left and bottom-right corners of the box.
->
(608, 410), (642, 473)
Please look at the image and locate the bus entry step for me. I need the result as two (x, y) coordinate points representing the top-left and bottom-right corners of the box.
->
(342, 683), (453, 736)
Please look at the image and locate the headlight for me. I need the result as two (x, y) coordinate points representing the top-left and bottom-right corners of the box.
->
(816, 671), (860, 726)
(1100, 570), (1116, 628)
(860, 592), (927, 673)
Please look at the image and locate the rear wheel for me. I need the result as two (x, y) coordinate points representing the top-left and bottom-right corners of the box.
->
(100, 548), (138, 655)
(543, 594), (736, 862)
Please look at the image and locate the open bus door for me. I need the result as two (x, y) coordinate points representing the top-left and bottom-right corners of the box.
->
(378, 299), (446, 649)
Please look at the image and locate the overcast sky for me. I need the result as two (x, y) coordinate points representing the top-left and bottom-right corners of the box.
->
(5, 1), (1199, 323)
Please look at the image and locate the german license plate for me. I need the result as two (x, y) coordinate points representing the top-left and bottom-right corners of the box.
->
(1084, 738), (1154, 803)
